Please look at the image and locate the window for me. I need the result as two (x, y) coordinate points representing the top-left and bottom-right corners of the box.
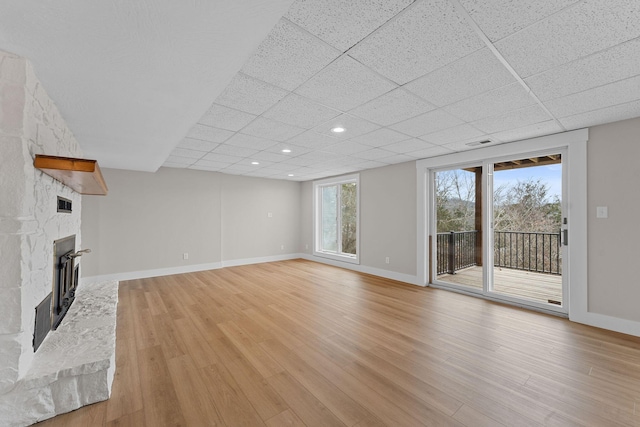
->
(314, 174), (359, 264)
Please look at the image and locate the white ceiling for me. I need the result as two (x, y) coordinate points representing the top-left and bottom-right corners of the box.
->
(3, 1), (640, 181)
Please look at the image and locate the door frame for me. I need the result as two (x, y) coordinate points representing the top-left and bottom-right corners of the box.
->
(416, 129), (588, 318)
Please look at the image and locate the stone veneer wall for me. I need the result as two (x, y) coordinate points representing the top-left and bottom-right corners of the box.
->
(0, 51), (82, 397)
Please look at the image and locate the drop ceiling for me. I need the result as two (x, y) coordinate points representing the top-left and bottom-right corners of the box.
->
(2, 1), (640, 181)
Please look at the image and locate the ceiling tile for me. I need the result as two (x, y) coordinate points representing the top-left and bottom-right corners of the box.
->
(489, 120), (564, 143)
(221, 164), (257, 173)
(186, 124), (234, 143)
(350, 148), (395, 161)
(285, 0), (413, 51)
(420, 124), (486, 146)
(295, 150), (342, 161)
(286, 156), (321, 167)
(215, 73), (289, 115)
(225, 134), (279, 151)
(382, 138), (437, 154)
(350, 127), (411, 147)
(162, 162), (189, 169)
(177, 138), (219, 152)
(165, 155), (197, 165)
(377, 153), (415, 165)
(240, 19), (340, 91)
(198, 104), (257, 131)
(163, 155), (196, 168)
(249, 151), (292, 163)
(443, 83), (536, 122)
(240, 117), (306, 141)
(191, 159), (233, 169)
(495, 0), (640, 77)
(390, 109), (464, 137)
(201, 153), (244, 163)
(544, 75), (640, 118)
(263, 93), (341, 128)
(471, 105), (552, 134)
(295, 55), (397, 111)
(460, 0), (581, 42)
(406, 145), (454, 159)
(189, 164), (224, 172)
(288, 130), (340, 149)
(348, 0), (484, 84)
(349, 88), (435, 126)
(323, 141), (373, 156)
(350, 160), (389, 170)
(525, 38), (640, 101)
(170, 148), (207, 159)
(404, 48), (516, 107)
(312, 114), (380, 139)
(210, 144), (260, 157)
(559, 99), (640, 130)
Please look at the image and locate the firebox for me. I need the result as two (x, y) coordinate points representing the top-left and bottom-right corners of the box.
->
(52, 235), (78, 330)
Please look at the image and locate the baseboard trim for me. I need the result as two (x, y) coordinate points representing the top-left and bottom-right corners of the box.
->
(298, 253), (421, 286)
(570, 311), (640, 337)
(80, 254), (302, 285)
(221, 253), (301, 268)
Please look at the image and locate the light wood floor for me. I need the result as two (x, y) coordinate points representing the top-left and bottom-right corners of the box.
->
(36, 259), (640, 426)
(438, 266), (563, 305)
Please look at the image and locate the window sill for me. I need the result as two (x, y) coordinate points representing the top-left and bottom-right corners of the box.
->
(313, 251), (359, 265)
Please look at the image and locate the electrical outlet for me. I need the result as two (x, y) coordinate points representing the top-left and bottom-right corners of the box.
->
(268, 212), (273, 218)
(385, 257), (390, 264)
(183, 253), (189, 260)
(281, 244), (285, 250)
(305, 244), (309, 250)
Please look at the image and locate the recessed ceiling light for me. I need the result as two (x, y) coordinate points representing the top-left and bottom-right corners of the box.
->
(251, 161), (260, 165)
(281, 149), (292, 153)
(288, 174), (294, 177)
(331, 127), (345, 133)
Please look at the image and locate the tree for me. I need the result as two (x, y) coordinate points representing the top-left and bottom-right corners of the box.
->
(341, 183), (357, 254)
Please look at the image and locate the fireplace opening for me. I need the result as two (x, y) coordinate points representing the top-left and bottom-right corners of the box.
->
(52, 235), (78, 330)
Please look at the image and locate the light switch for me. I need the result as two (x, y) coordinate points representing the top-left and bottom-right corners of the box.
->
(596, 206), (608, 219)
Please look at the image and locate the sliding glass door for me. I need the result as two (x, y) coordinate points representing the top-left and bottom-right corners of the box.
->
(432, 151), (567, 313)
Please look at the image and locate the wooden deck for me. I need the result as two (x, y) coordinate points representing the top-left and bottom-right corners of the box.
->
(438, 266), (563, 305)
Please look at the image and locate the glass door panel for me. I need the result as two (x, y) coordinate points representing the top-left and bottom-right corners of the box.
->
(434, 166), (484, 291)
(490, 154), (564, 307)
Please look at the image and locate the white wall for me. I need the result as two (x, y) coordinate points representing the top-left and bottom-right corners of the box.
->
(81, 168), (301, 278)
(587, 117), (640, 323)
(300, 161), (417, 282)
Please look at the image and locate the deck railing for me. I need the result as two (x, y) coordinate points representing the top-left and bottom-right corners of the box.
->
(437, 230), (561, 275)
(436, 231), (478, 275)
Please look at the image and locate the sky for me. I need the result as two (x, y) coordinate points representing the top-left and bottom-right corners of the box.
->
(493, 164), (562, 201)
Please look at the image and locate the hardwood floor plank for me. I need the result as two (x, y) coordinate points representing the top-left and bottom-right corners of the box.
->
(260, 338), (377, 426)
(199, 363), (266, 427)
(265, 409), (307, 427)
(105, 335), (143, 422)
(166, 354), (226, 426)
(452, 404), (507, 427)
(218, 320), (284, 378)
(106, 410), (146, 427)
(266, 371), (346, 427)
(36, 260), (640, 427)
(222, 356), (289, 421)
(137, 345), (186, 426)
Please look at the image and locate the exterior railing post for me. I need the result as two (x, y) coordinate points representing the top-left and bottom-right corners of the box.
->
(448, 231), (456, 274)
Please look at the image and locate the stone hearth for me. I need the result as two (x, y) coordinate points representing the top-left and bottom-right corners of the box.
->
(0, 281), (118, 426)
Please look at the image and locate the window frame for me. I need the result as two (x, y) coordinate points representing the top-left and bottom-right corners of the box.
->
(313, 174), (360, 264)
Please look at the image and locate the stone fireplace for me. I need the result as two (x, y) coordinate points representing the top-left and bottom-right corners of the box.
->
(0, 51), (116, 425)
